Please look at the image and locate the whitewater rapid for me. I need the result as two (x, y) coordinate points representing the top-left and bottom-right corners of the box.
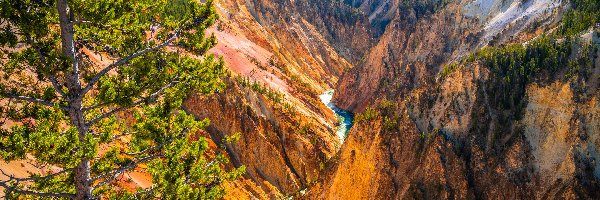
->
(319, 90), (354, 142)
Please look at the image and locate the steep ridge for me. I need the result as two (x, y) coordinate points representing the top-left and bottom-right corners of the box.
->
(243, 0), (381, 63)
(311, 0), (600, 199)
(343, 0), (399, 36)
(334, 0), (482, 111)
(334, 0), (564, 112)
(184, 77), (339, 195)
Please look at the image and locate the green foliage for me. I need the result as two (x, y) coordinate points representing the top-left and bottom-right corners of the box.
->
(223, 132), (242, 145)
(558, 0), (600, 36)
(377, 99), (399, 131)
(439, 62), (461, 78)
(399, 0), (451, 19)
(382, 116), (398, 131)
(268, 56), (289, 75)
(468, 36), (572, 109)
(235, 76), (285, 104)
(289, 75), (315, 94)
(354, 107), (380, 123)
(0, 0), (242, 199)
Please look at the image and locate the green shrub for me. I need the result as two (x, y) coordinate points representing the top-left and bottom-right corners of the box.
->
(439, 62), (460, 78)
(382, 116), (398, 131)
(235, 76), (285, 104)
(354, 107), (380, 123)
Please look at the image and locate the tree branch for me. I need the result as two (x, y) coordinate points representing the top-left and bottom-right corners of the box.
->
(0, 182), (75, 199)
(110, 132), (137, 141)
(0, 168), (73, 184)
(4, 93), (68, 110)
(85, 77), (179, 126)
(123, 128), (190, 156)
(80, 29), (183, 96)
(91, 154), (160, 190)
(0, 169), (75, 199)
(82, 101), (112, 112)
(24, 35), (67, 97)
(128, 185), (158, 200)
(92, 127), (190, 190)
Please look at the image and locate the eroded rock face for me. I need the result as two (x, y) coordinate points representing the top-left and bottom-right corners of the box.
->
(187, 0), (376, 196)
(523, 83), (600, 192)
(184, 78), (339, 196)
(334, 0), (483, 112)
(310, 0), (600, 198)
(333, 0), (563, 112)
(311, 62), (600, 199)
(188, 0), (600, 198)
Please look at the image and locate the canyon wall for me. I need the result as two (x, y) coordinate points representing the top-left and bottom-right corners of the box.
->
(182, 0), (382, 197)
(312, 0), (600, 198)
(187, 0), (600, 198)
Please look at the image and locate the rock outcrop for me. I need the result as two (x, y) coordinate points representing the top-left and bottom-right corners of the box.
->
(184, 78), (339, 195)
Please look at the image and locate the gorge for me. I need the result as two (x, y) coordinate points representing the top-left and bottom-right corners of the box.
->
(198, 0), (600, 199)
(319, 90), (354, 142)
(0, 0), (599, 199)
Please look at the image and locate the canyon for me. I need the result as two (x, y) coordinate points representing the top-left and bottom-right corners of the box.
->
(182, 0), (600, 199)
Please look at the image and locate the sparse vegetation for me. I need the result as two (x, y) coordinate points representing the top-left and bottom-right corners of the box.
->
(466, 35), (573, 109)
(235, 76), (285, 104)
(439, 62), (461, 78)
(354, 107), (380, 123)
(382, 116), (398, 131)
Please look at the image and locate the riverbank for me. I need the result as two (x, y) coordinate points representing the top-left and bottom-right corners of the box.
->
(319, 90), (354, 142)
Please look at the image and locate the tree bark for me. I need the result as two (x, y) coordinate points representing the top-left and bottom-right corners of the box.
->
(71, 99), (92, 200)
(57, 0), (81, 91)
(57, 0), (91, 199)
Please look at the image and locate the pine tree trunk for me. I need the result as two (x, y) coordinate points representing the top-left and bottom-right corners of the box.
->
(71, 99), (92, 200)
(57, 0), (92, 199)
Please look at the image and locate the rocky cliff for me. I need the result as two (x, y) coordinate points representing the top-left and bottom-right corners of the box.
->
(184, 77), (339, 195)
(310, 0), (600, 198)
(181, 0), (382, 197)
(186, 0), (600, 198)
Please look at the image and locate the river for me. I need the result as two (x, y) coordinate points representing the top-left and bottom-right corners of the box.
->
(319, 90), (354, 142)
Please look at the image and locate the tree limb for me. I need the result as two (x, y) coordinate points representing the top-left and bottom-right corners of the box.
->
(0, 168), (73, 184)
(85, 77), (179, 126)
(24, 35), (67, 97)
(0, 182), (75, 199)
(80, 29), (183, 96)
(4, 93), (68, 110)
(91, 127), (190, 190)
(128, 185), (158, 200)
(110, 132), (137, 141)
(91, 154), (160, 190)
(79, 16), (209, 97)
(123, 128), (190, 156)
(82, 101), (112, 112)
(0, 169), (74, 199)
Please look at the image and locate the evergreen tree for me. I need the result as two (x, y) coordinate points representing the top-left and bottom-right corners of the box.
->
(0, 0), (243, 199)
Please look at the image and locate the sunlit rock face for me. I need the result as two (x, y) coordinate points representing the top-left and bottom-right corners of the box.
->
(308, 0), (600, 199)
(191, 0), (599, 199)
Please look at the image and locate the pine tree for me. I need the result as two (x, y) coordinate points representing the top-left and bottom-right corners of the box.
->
(0, 0), (243, 199)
